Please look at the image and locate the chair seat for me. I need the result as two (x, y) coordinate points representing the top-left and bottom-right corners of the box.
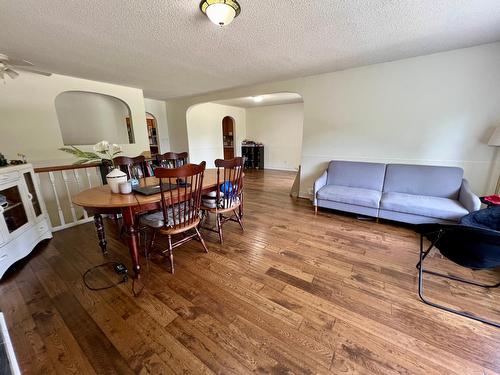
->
(381, 192), (468, 221)
(201, 196), (241, 212)
(316, 185), (382, 208)
(140, 205), (196, 229)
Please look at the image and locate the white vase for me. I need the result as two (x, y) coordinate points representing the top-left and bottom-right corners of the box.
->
(106, 168), (128, 194)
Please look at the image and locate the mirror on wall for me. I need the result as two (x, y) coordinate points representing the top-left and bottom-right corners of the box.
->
(55, 91), (134, 145)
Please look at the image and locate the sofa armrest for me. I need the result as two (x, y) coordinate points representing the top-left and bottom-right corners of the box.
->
(313, 170), (328, 206)
(459, 179), (481, 213)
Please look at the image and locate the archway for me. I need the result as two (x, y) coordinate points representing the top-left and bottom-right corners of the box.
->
(55, 90), (133, 145)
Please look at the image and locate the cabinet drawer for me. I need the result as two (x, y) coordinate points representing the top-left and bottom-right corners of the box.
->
(0, 252), (9, 263)
(37, 220), (49, 235)
(0, 171), (20, 184)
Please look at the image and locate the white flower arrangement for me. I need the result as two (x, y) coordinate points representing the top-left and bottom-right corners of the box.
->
(59, 140), (122, 167)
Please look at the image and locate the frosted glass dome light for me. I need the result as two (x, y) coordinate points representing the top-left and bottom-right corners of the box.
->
(200, 0), (241, 27)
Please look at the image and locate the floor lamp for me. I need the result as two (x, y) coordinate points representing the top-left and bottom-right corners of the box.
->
(488, 126), (500, 194)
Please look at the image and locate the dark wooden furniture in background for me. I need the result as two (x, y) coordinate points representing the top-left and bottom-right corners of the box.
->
(222, 116), (235, 159)
(242, 144), (264, 169)
(201, 157), (244, 244)
(156, 152), (189, 168)
(140, 162), (208, 273)
(147, 118), (159, 156)
(125, 117), (134, 143)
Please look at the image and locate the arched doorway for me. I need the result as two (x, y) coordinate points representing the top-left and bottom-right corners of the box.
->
(222, 116), (235, 159)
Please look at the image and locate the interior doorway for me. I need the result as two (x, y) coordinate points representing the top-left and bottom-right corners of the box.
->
(145, 112), (159, 156)
(222, 116), (235, 159)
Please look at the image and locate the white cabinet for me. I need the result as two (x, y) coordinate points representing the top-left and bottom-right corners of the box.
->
(0, 164), (52, 279)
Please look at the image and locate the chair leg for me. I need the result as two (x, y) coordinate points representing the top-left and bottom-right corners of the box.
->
(417, 242), (500, 328)
(217, 213), (224, 244)
(234, 209), (244, 231)
(167, 234), (174, 274)
(145, 229), (156, 258)
(195, 226), (209, 253)
(314, 205), (318, 215)
(416, 233), (439, 270)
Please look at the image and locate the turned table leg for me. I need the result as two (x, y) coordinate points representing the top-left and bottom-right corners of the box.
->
(93, 214), (108, 255)
(122, 207), (141, 279)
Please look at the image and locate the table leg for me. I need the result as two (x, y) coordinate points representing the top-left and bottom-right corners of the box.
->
(93, 214), (108, 255)
(239, 191), (244, 218)
(122, 207), (141, 279)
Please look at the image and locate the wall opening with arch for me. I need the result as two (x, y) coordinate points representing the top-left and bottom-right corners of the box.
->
(186, 102), (246, 168)
(186, 92), (304, 171)
(55, 90), (134, 145)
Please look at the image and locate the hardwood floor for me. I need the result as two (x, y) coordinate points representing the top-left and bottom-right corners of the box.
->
(1, 169), (499, 374)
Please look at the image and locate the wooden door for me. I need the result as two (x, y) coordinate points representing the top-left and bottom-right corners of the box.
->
(222, 117), (235, 159)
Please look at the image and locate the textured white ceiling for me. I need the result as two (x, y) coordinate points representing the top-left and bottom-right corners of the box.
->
(215, 93), (303, 108)
(1, 1), (500, 99)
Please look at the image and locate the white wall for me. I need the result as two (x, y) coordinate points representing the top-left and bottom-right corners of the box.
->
(144, 98), (170, 153)
(246, 103), (303, 171)
(165, 42), (500, 197)
(56, 91), (131, 145)
(186, 103), (246, 168)
(0, 73), (149, 165)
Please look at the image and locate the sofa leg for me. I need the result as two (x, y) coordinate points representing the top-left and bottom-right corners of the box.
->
(314, 206), (318, 215)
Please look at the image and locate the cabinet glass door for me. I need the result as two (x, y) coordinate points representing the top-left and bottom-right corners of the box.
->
(23, 172), (42, 217)
(0, 185), (28, 233)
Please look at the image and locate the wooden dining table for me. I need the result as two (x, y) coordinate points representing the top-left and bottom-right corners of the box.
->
(73, 169), (240, 279)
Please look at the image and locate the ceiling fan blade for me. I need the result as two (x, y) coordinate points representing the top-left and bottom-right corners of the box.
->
(5, 58), (34, 67)
(5, 68), (19, 79)
(16, 67), (52, 76)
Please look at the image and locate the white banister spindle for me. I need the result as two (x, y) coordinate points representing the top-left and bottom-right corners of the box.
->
(37, 165), (98, 231)
(73, 169), (88, 219)
(96, 166), (104, 185)
(48, 171), (65, 227)
(61, 170), (77, 223)
(86, 168), (93, 188)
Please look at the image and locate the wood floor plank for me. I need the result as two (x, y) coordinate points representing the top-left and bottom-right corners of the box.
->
(0, 169), (498, 374)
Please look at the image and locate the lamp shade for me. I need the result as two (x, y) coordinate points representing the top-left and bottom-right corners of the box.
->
(200, 0), (241, 27)
(488, 126), (500, 146)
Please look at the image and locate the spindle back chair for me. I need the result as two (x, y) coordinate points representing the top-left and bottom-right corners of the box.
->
(156, 152), (189, 169)
(113, 155), (148, 179)
(201, 157), (244, 244)
(140, 161), (208, 273)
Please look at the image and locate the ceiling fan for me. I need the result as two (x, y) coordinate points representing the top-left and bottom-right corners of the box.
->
(0, 53), (52, 81)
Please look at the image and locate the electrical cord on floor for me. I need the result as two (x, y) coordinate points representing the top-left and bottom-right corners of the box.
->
(82, 261), (129, 291)
(84, 192), (151, 295)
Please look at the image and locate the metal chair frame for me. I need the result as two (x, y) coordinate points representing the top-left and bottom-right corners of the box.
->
(417, 227), (500, 328)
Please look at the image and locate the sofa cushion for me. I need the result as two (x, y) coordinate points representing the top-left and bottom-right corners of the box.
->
(383, 164), (463, 199)
(381, 192), (468, 221)
(317, 185), (382, 208)
(327, 161), (386, 191)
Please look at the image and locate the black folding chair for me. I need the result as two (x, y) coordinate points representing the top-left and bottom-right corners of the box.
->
(416, 212), (500, 328)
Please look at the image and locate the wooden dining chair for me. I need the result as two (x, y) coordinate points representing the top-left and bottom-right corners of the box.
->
(156, 152), (189, 169)
(113, 155), (148, 178)
(139, 162), (208, 273)
(201, 157), (244, 244)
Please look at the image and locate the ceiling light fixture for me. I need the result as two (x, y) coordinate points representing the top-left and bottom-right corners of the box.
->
(200, 0), (241, 27)
(252, 96), (264, 103)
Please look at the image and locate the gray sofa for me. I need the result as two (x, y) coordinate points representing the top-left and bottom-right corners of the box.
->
(313, 161), (481, 224)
